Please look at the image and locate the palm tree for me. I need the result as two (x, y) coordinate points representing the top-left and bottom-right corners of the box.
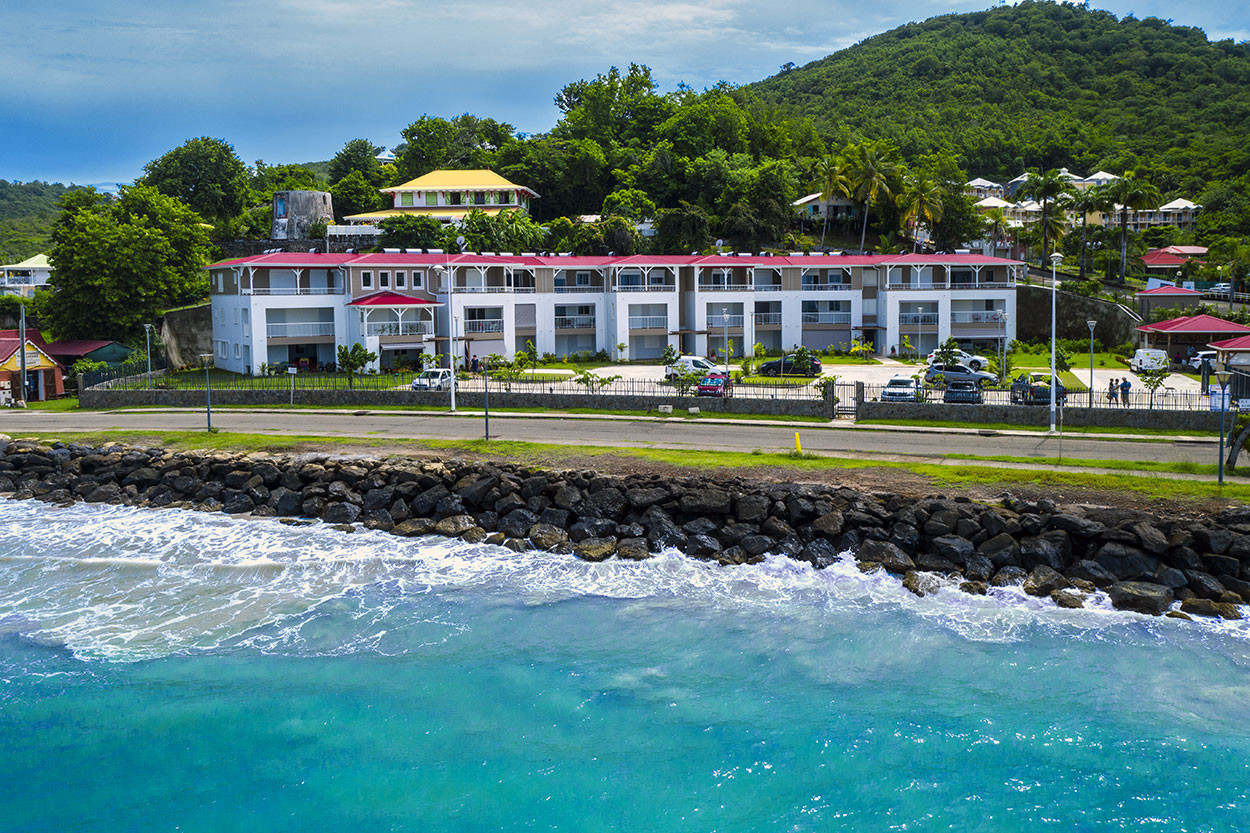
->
(815, 154), (851, 249)
(900, 174), (944, 252)
(1103, 173), (1162, 283)
(1061, 185), (1108, 280)
(1016, 169), (1072, 263)
(844, 141), (899, 252)
(982, 208), (1010, 256)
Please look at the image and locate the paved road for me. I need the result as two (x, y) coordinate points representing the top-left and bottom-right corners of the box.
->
(1, 409), (1217, 465)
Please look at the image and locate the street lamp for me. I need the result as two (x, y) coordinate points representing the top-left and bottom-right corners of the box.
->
(482, 355), (490, 441)
(451, 315), (459, 413)
(199, 353), (213, 432)
(143, 323), (154, 390)
(1049, 251), (1064, 432)
(722, 306), (729, 375)
(1215, 368), (1231, 485)
(1087, 319), (1096, 408)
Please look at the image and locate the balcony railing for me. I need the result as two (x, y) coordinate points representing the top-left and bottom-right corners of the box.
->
(464, 319), (504, 333)
(950, 311), (1007, 324)
(266, 322), (335, 338)
(801, 312), (851, 325)
(753, 312), (782, 325)
(364, 321), (432, 336)
(887, 282), (947, 291)
(707, 314), (745, 327)
(617, 282), (675, 292)
(244, 286), (344, 296)
(628, 315), (668, 329)
(555, 284), (604, 293)
(801, 282), (854, 292)
(554, 315), (596, 330)
(698, 283), (753, 292)
(448, 285), (536, 294)
(898, 313), (940, 325)
(752, 283), (783, 292)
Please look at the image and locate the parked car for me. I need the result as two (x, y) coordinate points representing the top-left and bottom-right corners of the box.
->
(880, 375), (923, 402)
(1129, 348), (1169, 373)
(757, 355), (823, 377)
(927, 348), (990, 371)
(1211, 283), (1232, 297)
(696, 372), (733, 398)
(943, 380), (984, 404)
(1010, 372), (1067, 406)
(410, 368), (454, 391)
(665, 355), (717, 381)
(1188, 350), (1217, 371)
(924, 363), (996, 386)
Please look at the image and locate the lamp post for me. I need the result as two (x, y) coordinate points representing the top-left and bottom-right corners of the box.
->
(998, 309), (1010, 385)
(482, 355), (490, 441)
(1087, 319), (1096, 408)
(199, 353), (213, 432)
(451, 315), (459, 413)
(143, 323), (154, 390)
(722, 306), (729, 375)
(1049, 251), (1064, 432)
(1215, 369), (1231, 485)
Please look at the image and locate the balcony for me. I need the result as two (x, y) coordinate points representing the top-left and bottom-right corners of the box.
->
(629, 315), (668, 329)
(950, 311), (1007, 325)
(753, 312), (782, 326)
(801, 312), (851, 325)
(801, 282), (854, 292)
(898, 313), (940, 325)
(707, 314), (745, 328)
(698, 282), (753, 292)
(555, 284), (605, 293)
(364, 321), (432, 337)
(554, 315), (596, 330)
(464, 319), (504, 334)
(617, 282), (675, 292)
(886, 281), (948, 291)
(266, 322), (335, 338)
(445, 284), (536, 294)
(244, 286), (344, 296)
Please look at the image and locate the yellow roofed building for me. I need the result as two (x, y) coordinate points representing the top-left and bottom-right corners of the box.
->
(0, 254), (53, 298)
(344, 169), (539, 224)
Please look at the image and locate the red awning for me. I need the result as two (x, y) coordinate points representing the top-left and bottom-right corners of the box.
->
(348, 291), (440, 307)
(1137, 314), (1250, 334)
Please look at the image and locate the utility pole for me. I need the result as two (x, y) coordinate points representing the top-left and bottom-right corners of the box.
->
(17, 302), (27, 405)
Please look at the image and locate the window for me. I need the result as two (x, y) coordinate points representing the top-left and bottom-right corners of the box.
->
(576, 271), (591, 286)
(241, 308), (249, 324)
(232, 308), (238, 325)
(233, 343), (240, 358)
(396, 271), (406, 289)
(362, 271), (373, 289)
(218, 341), (227, 359)
(474, 192), (486, 205)
(425, 192), (437, 206)
(449, 192), (462, 205)
(380, 271), (390, 289)
(861, 268), (879, 287)
(275, 196), (286, 218)
(400, 193), (414, 207)
(411, 270), (424, 288)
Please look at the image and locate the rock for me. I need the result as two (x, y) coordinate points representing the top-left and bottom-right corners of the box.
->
(322, 502), (361, 524)
(680, 489), (731, 516)
(1051, 589), (1086, 609)
(739, 535), (774, 557)
(799, 539), (840, 569)
(990, 566), (1028, 587)
(587, 486), (627, 518)
(461, 527), (488, 544)
(913, 552), (961, 573)
(922, 509), (959, 537)
(1165, 611), (1193, 621)
(503, 538), (531, 553)
(1185, 570), (1226, 600)
(392, 518), (433, 537)
(977, 532), (1021, 568)
(1179, 598), (1243, 620)
(718, 546), (764, 566)
(498, 509), (539, 539)
(1024, 566), (1071, 597)
(616, 538), (651, 561)
(1107, 581), (1174, 616)
(960, 580), (988, 595)
(574, 537), (618, 562)
(857, 539), (914, 573)
(1167, 546), (1202, 572)
(810, 511), (845, 539)
(433, 514), (477, 536)
(570, 517), (617, 542)
(889, 523), (920, 552)
(539, 507), (570, 528)
(1094, 542), (1157, 581)
(1218, 574), (1250, 601)
(686, 533), (722, 558)
(1049, 512), (1106, 537)
(553, 484), (582, 509)
(964, 554), (995, 582)
(929, 535), (973, 566)
(1130, 521), (1168, 555)
(733, 493), (771, 522)
(902, 571), (942, 597)
(221, 494), (255, 515)
(1066, 559), (1117, 588)
(528, 523), (569, 550)
(1020, 531), (1071, 571)
(626, 486), (669, 510)
(1203, 553), (1240, 577)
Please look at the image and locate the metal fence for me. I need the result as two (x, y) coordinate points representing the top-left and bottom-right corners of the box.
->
(861, 383), (1217, 412)
(82, 356), (168, 389)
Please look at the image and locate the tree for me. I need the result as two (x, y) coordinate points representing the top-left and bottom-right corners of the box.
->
(1104, 172), (1162, 283)
(899, 173), (943, 252)
(40, 186), (211, 342)
(933, 337), (960, 366)
(1061, 185), (1109, 280)
(1140, 367), (1169, 407)
(1016, 169), (1072, 263)
(140, 137), (249, 231)
(655, 201), (711, 253)
(844, 140), (900, 251)
(378, 215), (444, 250)
(329, 170), (383, 222)
(328, 139), (384, 186)
(602, 188), (656, 221)
(336, 343), (377, 387)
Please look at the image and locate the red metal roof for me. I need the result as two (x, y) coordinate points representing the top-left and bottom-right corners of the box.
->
(347, 291), (439, 306)
(1135, 285), (1201, 296)
(1136, 314), (1250, 334)
(1209, 335), (1250, 351)
(0, 329), (60, 368)
(208, 253), (344, 268)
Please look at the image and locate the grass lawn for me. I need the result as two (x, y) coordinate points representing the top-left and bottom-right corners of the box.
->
(36, 430), (1250, 504)
(21, 397), (81, 412)
(813, 356), (881, 365)
(854, 417), (1217, 438)
(488, 372), (573, 384)
(737, 375), (815, 386)
(945, 453), (1219, 476)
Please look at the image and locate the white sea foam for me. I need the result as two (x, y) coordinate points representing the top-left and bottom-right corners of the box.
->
(0, 498), (1246, 661)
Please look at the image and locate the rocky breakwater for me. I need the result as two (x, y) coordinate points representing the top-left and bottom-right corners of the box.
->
(2, 435), (1249, 622)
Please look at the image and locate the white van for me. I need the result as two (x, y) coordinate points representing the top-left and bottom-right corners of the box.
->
(664, 355), (717, 380)
(1129, 349), (1169, 373)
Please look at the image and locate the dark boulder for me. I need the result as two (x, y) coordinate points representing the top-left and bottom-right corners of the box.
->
(799, 539), (840, 569)
(733, 493), (771, 523)
(964, 554), (995, 582)
(1020, 531), (1071, 571)
(990, 566), (1028, 587)
(498, 509), (539, 539)
(573, 538), (618, 562)
(857, 539), (915, 573)
(1066, 559), (1117, 588)
(1180, 598), (1243, 620)
(617, 538), (651, 561)
(929, 535), (973, 566)
(1094, 542), (1157, 581)
(1023, 566), (1071, 597)
(680, 489), (731, 516)
(1107, 581), (1174, 615)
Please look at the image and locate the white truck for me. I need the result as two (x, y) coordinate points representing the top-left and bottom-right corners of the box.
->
(664, 355), (718, 381)
(1129, 349), (1168, 373)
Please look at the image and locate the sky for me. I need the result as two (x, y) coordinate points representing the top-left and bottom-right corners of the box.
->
(1, 0), (1247, 186)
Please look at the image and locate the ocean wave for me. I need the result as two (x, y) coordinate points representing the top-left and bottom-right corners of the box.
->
(0, 498), (1246, 662)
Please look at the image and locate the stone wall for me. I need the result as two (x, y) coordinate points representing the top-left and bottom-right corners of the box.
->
(3, 435), (1248, 620)
(80, 385), (835, 418)
(1016, 284), (1140, 347)
(160, 304), (213, 369)
(857, 400), (1222, 432)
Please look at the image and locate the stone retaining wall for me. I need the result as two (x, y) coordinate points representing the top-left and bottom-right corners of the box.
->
(80, 386), (834, 417)
(856, 400), (1222, 432)
(2, 435), (1247, 621)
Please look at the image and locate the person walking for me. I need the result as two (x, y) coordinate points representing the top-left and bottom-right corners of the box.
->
(1120, 377), (1132, 407)
(1109, 378), (1118, 405)
(470, 355), (480, 375)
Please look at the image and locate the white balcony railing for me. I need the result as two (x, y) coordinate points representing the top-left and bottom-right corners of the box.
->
(555, 284), (604, 293)
(464, 319), (504, 333)
(554, 315), (596, 330)
(698, 283), (753, 292)
(245, 286), (344, 296)
(801, 282), (854, 292)
(950, 311), (1007, 324)
(707, 314), (745, 328)
(266, 322), (335, 338)
(898, 313), (940, 325)
(801, 312), (851, 325)
(753, 312), (782, 325)
(364, 321), (432, 336)
(452, 285), (536, 294)
(752, 283), (783, 292)
(617, 283), (675, 292)
(628, 316), (668, 329)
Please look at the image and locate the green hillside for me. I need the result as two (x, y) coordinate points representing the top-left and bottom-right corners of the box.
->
(749, 0), (1250, 193)
(0, 180), (81, 261)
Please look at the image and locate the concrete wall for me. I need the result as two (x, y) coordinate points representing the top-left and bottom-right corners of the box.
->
(161, 304), (212, 369)
(81, 386), (836, 418)
(1015, 284), (1140, 347)
(856, 400), (1222, 432)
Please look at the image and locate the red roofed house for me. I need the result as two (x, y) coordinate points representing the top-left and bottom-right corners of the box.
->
(1135, 284), (1202, 318)
(0, 329), (65, 402)
(1138, 314), (1250, 363)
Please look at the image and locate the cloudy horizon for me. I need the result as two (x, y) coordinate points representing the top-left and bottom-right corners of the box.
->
(2, 0), (1246, 185)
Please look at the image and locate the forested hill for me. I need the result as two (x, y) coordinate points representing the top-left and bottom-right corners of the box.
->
(0, 180), (82, 260)
(749, 1), (1250, 193)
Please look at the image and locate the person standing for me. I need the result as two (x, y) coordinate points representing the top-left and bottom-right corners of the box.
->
(471, 355), (480, 375)
(1109, 378), (1118, 405)
(1120, 377), (1132, 407)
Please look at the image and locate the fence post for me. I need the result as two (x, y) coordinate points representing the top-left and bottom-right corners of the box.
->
(855, 381), (865, 420)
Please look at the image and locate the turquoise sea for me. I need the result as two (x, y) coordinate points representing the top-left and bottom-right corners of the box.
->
(2, 498), (1250, 831)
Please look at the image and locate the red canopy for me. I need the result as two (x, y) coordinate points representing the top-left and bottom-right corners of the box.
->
(348, 291), (439, 307)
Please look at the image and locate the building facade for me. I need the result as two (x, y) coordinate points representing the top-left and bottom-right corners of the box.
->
(207, 252), (1024, 374)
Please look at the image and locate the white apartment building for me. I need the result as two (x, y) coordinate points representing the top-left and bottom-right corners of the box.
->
(0, 254), (52, 298)
(207, 252), (1023, 373)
